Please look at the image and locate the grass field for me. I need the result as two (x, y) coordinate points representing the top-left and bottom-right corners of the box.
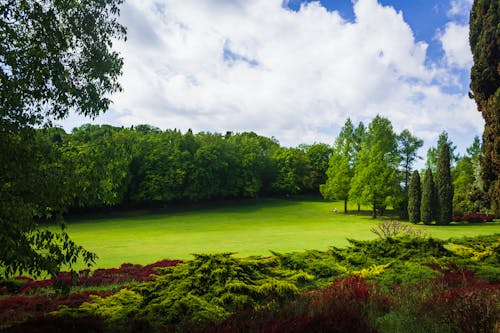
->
(62, 198), (500, 268)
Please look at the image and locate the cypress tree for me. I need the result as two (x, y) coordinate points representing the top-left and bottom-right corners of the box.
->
(436, 143), (453, 225)
(469, 0), (500, 215)
(408, 170), (421, 223)
(421, 168), (437, 225)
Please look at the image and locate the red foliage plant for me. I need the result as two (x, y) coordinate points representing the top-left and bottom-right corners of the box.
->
(19, 259), (182, 293)
(427, 263), (489, 288)
(452, 213), (494, 223)
(208, 276), (387, 333)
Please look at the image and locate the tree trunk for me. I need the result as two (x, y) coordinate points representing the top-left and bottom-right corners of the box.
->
(372, 206), (377, 218)
(357, 203), (360, 212)
(344, 199), (348, 214)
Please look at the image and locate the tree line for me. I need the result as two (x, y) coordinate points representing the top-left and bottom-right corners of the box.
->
(28, 124), (332, 213)
(321, 117), (485, 222)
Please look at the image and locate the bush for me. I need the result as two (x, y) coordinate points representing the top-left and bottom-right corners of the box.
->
(452, 213), (494, 223)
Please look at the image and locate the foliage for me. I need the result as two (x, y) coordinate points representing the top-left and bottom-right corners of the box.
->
(452, 136), (488, 215)
(55, 289), (143, 329)
(3, 234), (500, 332)
(321, 118), (357, 213)
(299, 143), (333, 192)
(436, 143), (454, 225)
(0, 0), (126, 278)
(470, 0), (500, 216)
(208, 276), (383, 333)
(421, 168), (438, 224)
(134, 253), (313, 329)
(370, 221), (428, 239)
(452, 213), (494, 223)
(349, 116), (401, 218)
(271, 148), (312, 195)
(408, 170), (421, 223)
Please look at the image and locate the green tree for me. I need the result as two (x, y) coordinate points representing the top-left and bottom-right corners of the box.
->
(408, 170), (421, 223)
(421, 168), (437, 225)
(398, 130), (424, 190)
(0, 0), (125, 277)
(349, 116), (400, 218)
(299, 143), (333, 192)
(469, 0), (500, 215)
(453, 136), (487, 214)
(397, 129), (423, 219)
(425, 131), (458, 172)
(271, 148), (312, 195)
(436, 143), (454, 225)
(320, 118), (356, 213)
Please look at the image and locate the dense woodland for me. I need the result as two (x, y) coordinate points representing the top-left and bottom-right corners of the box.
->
(21, 117), (484, 222)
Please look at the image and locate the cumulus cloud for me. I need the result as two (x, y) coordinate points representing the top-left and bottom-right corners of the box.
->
(439, 22), (473, 69)
(60, 0), (482, 154)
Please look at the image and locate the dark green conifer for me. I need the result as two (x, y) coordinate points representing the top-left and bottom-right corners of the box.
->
(421, 168), (437, 225)
(436, 143), (453, 225)
(469, 0), (500, 215)
(408, 170), (421, 223)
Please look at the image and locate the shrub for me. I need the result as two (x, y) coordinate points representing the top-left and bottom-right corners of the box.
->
(208, 277), (384, 333)
(134, 253), (314, 329)
(370, 221), (428, 238)
(452, 213), (494, 223)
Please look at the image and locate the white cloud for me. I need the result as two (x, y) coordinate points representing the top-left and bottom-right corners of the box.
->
(439, 22), (473, 69)
(448, 0), (473, 17)
(60, 0), (482, 155)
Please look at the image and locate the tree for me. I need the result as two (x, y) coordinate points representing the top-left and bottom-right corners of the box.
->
(398, 130), (424, 190)
(425, 131), (458, 172)
(271, 148), (312, 195)
(408, 170), (421, 223)
(436, 143), (454, 225)
(421, 168), (437, 225)
(0, 0), (125, 277)
(320, 118), (355, 213)
(299, 143), (333, 192)
(453, 136), (487, 214)
(469, 0), (500, 215)
(397, 129), (423, 219)
(349, 116), (400, 218)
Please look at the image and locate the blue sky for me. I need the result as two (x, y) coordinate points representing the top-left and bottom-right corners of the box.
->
(60, 0), (480, 160)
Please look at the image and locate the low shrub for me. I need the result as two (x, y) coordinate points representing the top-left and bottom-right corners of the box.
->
(135, 253), (314, 329)
(208, 276), (385, 333)
(452, 214), (494, 223)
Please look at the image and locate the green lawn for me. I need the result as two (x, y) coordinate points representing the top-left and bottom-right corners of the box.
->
(62, 198), (500, 268)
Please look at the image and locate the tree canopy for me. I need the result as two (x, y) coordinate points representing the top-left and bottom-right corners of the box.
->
(0, 0), (126, 277)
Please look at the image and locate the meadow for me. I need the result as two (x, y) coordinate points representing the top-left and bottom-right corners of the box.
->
(63, 198), (500, 268)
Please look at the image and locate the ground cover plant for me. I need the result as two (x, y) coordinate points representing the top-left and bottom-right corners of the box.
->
(1, 233), (498, 332)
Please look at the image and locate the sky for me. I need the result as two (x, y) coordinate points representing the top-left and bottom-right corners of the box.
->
(59, 0), (481, 158)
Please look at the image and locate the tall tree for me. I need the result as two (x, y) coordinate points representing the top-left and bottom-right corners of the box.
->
(408, 170), (421, 223)
(425, 131), (458, 172)
(397, 129), (423, 219)
(320, 119), (356, 213)
(349, 116), (400, 218)
(421, 168), (437, 225)
(469, 0), (500, 215)
(0, 0), (125, 277)
(436, 143), (454, 225)
(398, 130), (424, 190)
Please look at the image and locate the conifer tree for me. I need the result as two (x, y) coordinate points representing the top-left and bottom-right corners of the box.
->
(408, 170), (421, 223)
(421, 168), (437, 225)
(469, 0), (500, 215)
(436, 143), (453, 225)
